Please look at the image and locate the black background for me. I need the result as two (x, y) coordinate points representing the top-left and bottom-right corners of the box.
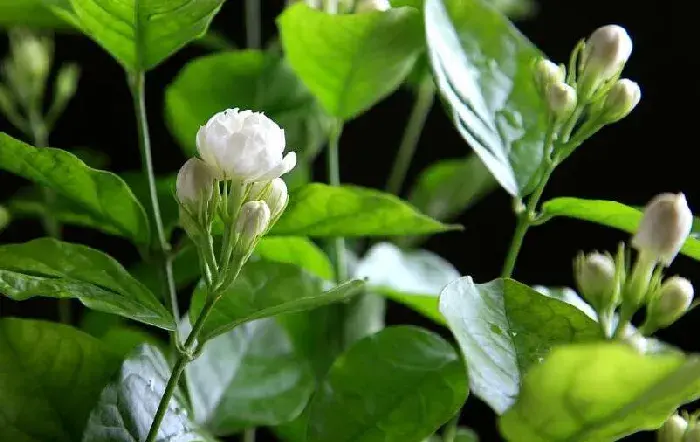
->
(0, 0), (694, 441)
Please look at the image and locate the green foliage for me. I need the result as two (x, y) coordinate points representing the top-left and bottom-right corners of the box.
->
(0, 238), (175, 330)
(0, 133), (150, 244)
(425, 0), (548, 196)
(0, 0), (70, 28)
(439, 277), (601, 413)
(0, 318), (121, 442)
(278, 4), (423, 119)
(500, 343), (700, 441)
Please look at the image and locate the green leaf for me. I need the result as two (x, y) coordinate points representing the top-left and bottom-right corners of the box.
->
(455, 428), (480, 442)
(0, 318), (120, 442)
(49, 0), (224, 71)
(187, 318), (314, 435)
(541, 197), (700, 261)
(0, 238), (175, 330)
(409, 155), (497, 221)
(307, 326), (468, 442)
(499, 343), (700, 442)
(355, 242), (460, 324)
(425, 0), (548, 196)
(165, 50), (332, 159)
(0, 0), (71, 28)
(121, 171), (179, 237)
(278, 4), (423, 119)
(0, 133), (150, 244)
(272, 183), (458, 237)
(439, 277), (600, 413)
(255, 236), (334, 280)
(189, 260), (364, 341)
(83, 344), (215, 442)
(80, 310), (162, 358)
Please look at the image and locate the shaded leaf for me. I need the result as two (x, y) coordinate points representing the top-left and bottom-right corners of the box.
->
(439, 277), (600, 413)
(80, 310), (163, 358)
(499, 343), (700, 442)
(0, 0), (71, 28)
(0, 238), (175, 330)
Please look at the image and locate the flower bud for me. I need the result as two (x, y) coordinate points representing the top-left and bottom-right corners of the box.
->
(657, 414), (688, 442)
(535, 58), (565, 90)
(600, 79), (640, 123)
(354, 0), (391, 12)
(545, 82), (577, 118)
(574, 251), (617, 312)
(250, 178), (289, 221)
(579, 25), (633, 98)
(632, 193), (693, 266)
(176, 158), (216, 209)
(235, 201), (271, 250)
(648, 276), (694, 329)
(0, 205), (10, 232)
(196, 108), (296, 182)
(54, 63), (80, 104)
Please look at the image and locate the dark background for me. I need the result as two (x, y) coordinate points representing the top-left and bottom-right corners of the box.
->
(0, 0), (693, 440)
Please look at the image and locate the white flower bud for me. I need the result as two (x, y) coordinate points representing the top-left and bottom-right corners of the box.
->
(632, 193), (693, 266)
(0, 205), (10, 232)
(574, 251), (617, 312)
(545, 82), (577, 118)
(354, 0), (391, 12)
(235, 201), (271, 249)
(535, 58), (565, 89)
(196, 108), (296, 182)
(580, 25), (633, 97)
(14, 33), (51, 81)
(657, 414), (688, 442)
(250, 178), (289, 220)
(176, 158), (215, 208)
(648, 276), (694, 329)
(600, 79), (641, 123)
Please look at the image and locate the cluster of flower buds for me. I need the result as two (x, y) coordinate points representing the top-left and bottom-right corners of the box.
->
(573, 193), (695, 339)
(176, 109), (295, 290)
(658, 413), (700, 442)
(533, 25), (640, 161)
(293, 0), (390, 13)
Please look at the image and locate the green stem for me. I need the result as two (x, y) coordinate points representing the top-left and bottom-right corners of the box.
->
(327, 120), (347, 282)
(245, 0), (261, 49)
(385, 79), (435, 195)
(243, 428), (256, 442)
(442, 412), (460, 442)
(128, 72), (180, 331)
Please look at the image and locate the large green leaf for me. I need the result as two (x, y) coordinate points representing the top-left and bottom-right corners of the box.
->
(82, 344), (215, 442)
(165, 50), (331, 159)
(307, 326), (468, 442)
(278, 4), (423, 119)
(48, 0), (224, 71)
(255, 236), (334, 280)
(409, 155), (497, 221)
(187, 318), (314, 435)
(0, 238), (175, 330)
(0, 0), (71, 27)
(355, 242), (460, 324)
(189, 260), (364, 341)
(272, 183), (458, 237)
(439, 277), (600, 413)
(0, 318), (120, 442)
(541, 197), (700, 261)
(80, 310), (163, 358)
(425, 0), (548, 196)
(0, 133), (150, 244)
(499, 343), (700, 442)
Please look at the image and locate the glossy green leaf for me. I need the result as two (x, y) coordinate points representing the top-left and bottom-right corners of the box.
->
(278, 4), (422, 119)
(0, 238), (175, 330)
(255, 236), (334, 280)
(410, 155), (497, 221)
(307, 326), (468, 442)
(0, 133), (150, 244)
(189, 260), (364, 341)
(0, 0), (71, 28)
(48, 0), (224, 71)
(0, 318), (120, 442)
(439, 277), (600, 413)
(355, 242), (460, 324)
(541, 197), (700, 261)
(499, 343), (700, 442)
(166, 50), (331, 159)
(425, 0), (548, 196)
(82, 344), (215, 442)
(272, 183), (458, 237)
(187, 318), (314, 435)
